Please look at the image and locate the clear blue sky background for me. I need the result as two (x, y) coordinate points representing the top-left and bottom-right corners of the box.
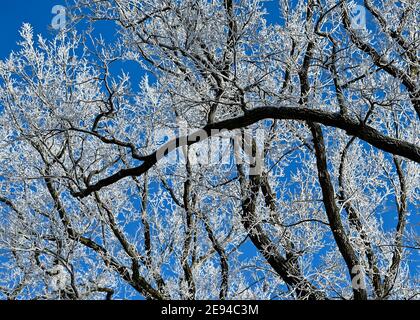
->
(0, 0), (62, 59)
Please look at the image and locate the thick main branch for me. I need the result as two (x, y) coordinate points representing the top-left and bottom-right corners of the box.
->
(73, 107), (420, 198)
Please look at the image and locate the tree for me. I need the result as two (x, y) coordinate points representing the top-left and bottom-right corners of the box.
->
(0, 0), (418, 300)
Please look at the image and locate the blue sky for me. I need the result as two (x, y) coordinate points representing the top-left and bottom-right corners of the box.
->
(0, 1), (62, 59)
